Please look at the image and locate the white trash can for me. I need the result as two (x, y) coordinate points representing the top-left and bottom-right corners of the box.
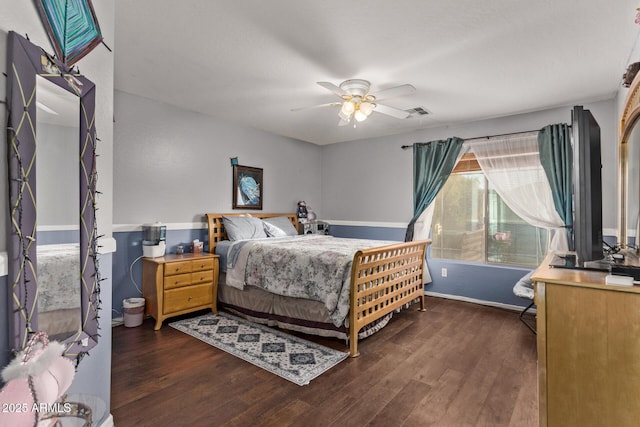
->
(123, 298), (145, 327)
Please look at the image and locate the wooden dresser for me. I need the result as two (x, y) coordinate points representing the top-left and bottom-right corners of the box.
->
(532, 256), (640, 427)
(142, 253), (219, 330)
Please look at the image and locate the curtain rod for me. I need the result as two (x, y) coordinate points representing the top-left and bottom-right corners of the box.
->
(400, 127), (566, 150)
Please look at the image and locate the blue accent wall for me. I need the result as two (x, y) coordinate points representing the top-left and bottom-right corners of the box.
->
(330, 224), (532, 307)
(36, 230), (79, 245)
(112, 228), (208, 317)
(111, 223), (622, 317)
(425, 258), (531, 306)
(331, 225), (624, 307)
(330, 225), (406, 241)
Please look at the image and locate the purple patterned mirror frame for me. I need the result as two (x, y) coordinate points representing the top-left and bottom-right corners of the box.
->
(6, 31), (99, 364)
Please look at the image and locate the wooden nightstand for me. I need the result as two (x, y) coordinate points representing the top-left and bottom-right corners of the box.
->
(142, 253), (219, 330)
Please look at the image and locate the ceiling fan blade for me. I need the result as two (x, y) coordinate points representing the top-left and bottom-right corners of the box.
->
(317, 81), (348, 97)
(374, 103), (411, 119)
(291, 102), (341, 112)
(372, 84), (416, 101)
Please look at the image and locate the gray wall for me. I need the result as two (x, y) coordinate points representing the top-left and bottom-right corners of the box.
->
(0, 1), (114, 421)
(114, 91), (323, 225)
(322, 99), (618, 231)
(112, 91), (324, 322)
(112, 95), (619, 311)
(37, 123), (79, 228)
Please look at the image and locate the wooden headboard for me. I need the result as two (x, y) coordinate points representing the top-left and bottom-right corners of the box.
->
(206, 213), (299, 253)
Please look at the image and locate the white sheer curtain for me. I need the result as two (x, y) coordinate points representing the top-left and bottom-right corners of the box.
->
(412, 203), (434, 283)
(411, 146), (469, 283)
(469, 134), (568, 251)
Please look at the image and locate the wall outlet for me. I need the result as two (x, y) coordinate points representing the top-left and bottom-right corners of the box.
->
(441, 268), (447, 278)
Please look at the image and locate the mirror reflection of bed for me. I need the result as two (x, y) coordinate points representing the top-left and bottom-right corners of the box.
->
(36, 244), (81, 341)
(35, 76), (82, 342)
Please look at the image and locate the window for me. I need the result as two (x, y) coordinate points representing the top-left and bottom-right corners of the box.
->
(431, 154), (548, 267)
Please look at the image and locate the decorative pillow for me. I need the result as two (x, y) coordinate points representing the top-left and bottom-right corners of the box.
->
(222, 215), (267, 241)
(263, 216), (298, 237)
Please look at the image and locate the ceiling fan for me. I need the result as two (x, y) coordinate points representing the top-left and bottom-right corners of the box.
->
(292, 79), (416, 126)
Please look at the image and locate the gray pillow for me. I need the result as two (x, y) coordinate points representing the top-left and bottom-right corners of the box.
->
(222, 215), (267, 241)
(263, 216), (298, 237)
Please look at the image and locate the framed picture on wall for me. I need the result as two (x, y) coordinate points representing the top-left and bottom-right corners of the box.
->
(233, 165), (263, 209)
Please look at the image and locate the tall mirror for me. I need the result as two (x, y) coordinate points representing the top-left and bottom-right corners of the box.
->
(6, 31), (99, 363)
(619, 69), (640, 250)
(625, 124), (640, 246)
(36, 76), (82, 343)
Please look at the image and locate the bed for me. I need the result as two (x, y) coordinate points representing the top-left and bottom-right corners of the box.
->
(36, 243), (82, 341)
(206, 213), (430, 357)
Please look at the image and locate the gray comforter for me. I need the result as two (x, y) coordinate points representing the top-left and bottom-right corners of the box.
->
(225, 235), (395, 326)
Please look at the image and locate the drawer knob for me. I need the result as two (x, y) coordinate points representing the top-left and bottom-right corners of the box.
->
(188, 296), (192, 301)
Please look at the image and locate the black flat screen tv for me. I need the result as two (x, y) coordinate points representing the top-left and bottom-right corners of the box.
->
(571, 105), (604, 266)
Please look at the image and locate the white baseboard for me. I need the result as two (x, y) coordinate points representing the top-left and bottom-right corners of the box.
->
(425, 291), (536, 314)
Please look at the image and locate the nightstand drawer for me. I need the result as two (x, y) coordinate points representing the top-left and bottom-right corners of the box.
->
(165, 260), (193, 276)
(191, 270), (213, 285)
(164, 272), (192, 290)
(192, 258), (214, 272)
(163, 283), (212, 314)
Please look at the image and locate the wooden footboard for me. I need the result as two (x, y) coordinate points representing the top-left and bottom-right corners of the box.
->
(348, 240), (430, 357)
(205, 212), (429, 358)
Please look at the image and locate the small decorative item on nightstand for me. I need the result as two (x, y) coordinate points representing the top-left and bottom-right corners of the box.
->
(191, 240), (203, 253)
(297, 201), (308, 222)
(142, 222), (167, 258)
(299, 220), (330, 235)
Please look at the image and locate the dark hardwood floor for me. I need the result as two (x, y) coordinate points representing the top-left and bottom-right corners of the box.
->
(111, 297), (538, 426)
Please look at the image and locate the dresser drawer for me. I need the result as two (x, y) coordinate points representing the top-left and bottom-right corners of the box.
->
(165, 260), (193, 276)
(191, 270), (214, 285)
(192, 258), (214, 272)
(142, 253), (219, 330)
(164, 272), (192, 290)
(163, 283), (212, 314)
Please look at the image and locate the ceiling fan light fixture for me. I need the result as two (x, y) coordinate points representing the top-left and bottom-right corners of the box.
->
(354, 109), (368, 122)
(359, 101), (375, 116)
(341, 100), (355, 115)
(338, 109), (352, 122)
(297, 79), (416, 127)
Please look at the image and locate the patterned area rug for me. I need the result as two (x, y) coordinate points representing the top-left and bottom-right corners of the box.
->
(170, 312), (348, 386)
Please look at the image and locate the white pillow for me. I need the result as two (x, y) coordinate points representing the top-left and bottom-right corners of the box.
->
(263, 216), (298, 237)
(222, 216), (267, 241)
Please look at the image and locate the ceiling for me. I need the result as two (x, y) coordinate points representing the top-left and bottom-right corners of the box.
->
(114, 1), (640, 145)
